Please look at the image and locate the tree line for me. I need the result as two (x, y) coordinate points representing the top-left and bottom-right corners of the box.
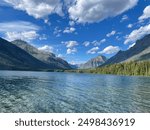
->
(66, 61), (150, 76)
(94, 61), (150, 76)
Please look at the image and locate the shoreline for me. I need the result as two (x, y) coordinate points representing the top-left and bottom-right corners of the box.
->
(0, 69), (150, 77)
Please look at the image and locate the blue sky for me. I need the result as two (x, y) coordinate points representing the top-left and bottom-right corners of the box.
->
(0, 0), (150, 64)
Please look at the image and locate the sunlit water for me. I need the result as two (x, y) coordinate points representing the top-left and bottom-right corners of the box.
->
(0, 71), (150, 113)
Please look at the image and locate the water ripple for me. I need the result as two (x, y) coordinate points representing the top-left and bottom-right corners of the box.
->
(0, 71), (150, 113)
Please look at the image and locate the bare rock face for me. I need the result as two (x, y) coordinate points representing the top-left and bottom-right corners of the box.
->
(12, 40), (71, 69)
(78, 55), (107, 69)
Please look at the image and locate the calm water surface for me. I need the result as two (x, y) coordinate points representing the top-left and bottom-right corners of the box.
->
(0, 71), (150, 113)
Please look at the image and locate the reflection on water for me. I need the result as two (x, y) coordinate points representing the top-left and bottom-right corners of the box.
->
(0, 71), (150, 113)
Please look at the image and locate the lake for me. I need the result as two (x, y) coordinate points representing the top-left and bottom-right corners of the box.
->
(0, 71), (150, 113)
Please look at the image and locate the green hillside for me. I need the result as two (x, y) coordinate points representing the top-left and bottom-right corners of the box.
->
(66, 61), (150, 76)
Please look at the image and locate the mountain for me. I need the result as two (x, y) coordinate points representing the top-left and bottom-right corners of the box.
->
(69, 64), (79, 69)
(78, 55), (107, 69)
(103, 34), (150, 66)
(0, 37), (53, 70)
(12, 40), (71, 69)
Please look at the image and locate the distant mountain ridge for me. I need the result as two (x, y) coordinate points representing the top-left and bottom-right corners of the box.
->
(0, 37), (51, 70)
(78, 55), (107, 69)
(0, 38), (71, 70)
(0, 34), (150, 71)
(103, 34), (150, 66)
(12, 40), (71, 69)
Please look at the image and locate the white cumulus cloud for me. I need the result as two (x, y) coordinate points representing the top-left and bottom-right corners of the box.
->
(0, 21), (39, 32)
(0, 21), (40, 41)
(139, 5), (150, 22)
(87, 47), (99, 54)
(38, 45), (54, 53)
(53, 27), (62, 37)
(3, 0), (63, 19)
(63, 27), (76, 33)
(120, 15), (129, 22)
(64, 41), (78, 48)
(68, 0), (138, 23)
(5, 31), (39, 41)
(83, 39), (106, 47)
(124, 24), (150, 44)
(100, 39), (106, 44)
(99, 46), (120, 54)
(2, 0), (139, 24)
(63, 41), (78, 54)
(127, 24), (133, 28)
(69, 21), (75, 26)
(67, 48), (77, 54)
(83, 41), (90, 47)
(107, 31), (116, 37)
